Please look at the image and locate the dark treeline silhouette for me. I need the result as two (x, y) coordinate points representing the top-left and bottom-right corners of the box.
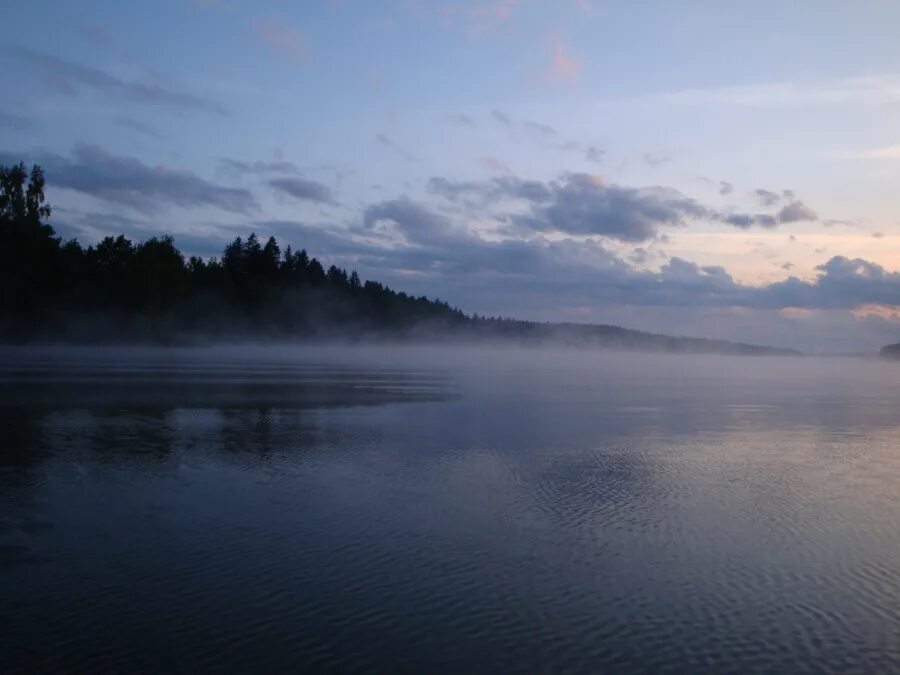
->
(0, 162), (798, 354)
(0, 162), (465, 341)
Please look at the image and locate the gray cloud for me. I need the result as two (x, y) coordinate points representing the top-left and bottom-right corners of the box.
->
(0, 109), (33, 131)
(431, 171), (821, 239)
(776, 200), (818, 223)
(757, 257), (900, 310)
(300, 196), (900, 319)
(6, 46), (225, 115)
(269, 177), (334, 204)
(428, 175), (551, 205)
(642, 152), (669, 167)
(721, 195), (817, 229)
(1, 144), (257, 214)
(722, 212), (778, 229)
(491, 109), (512, 125)
(446, 113), (475, 127)
(514, 173), (707, 241)
(219, 158), (303, 175)
(523, 120), (556, 136)
(754, 188), (781, 206)
(585, 146), (605, 163)
(376, 133), (418, 162)
(113, 115), (167, 140)
(364, 197), (461, 245)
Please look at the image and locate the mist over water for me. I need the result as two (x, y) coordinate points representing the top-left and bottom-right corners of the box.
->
(2, 345), (900, 672)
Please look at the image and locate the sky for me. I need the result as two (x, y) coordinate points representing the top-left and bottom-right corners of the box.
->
(3, 0), (900, 352)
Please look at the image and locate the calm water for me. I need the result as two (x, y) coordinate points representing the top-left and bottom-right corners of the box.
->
(2, 345), (900, 673)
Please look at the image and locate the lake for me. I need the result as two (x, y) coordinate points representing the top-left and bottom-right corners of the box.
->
(2, 345), (899, 673)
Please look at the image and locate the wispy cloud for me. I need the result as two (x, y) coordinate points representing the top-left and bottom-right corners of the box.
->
(1, 144), (257, 214)
(446, 113), (476, 127)
(642, 74), (900, 108)
(453, 0), (521, 35)
(269, 177), (334, 204)
(642, 152), (669, 167)
(113, 115), (168, 140)
(0, 109), (34, 131)
(538, 37), (580, 85)
(407, 0), (521, 37)
(523, 120), (556, 136)
(4, 46), (226, 115)
(252, 18), (307, 61)
(855, 143), (900, 159)
(218, 158), (303, 176)
(491, 109), (512, 126)
(376, 133), (418, 162)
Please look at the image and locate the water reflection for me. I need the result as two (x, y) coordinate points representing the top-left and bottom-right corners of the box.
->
(2, 347), (900, 672)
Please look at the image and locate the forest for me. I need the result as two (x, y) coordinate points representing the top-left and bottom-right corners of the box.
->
(0, 162), (469, 341)
(0, 161), (797, 354)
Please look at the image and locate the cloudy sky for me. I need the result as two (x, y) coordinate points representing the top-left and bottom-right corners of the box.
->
(4, 0), (900, 351)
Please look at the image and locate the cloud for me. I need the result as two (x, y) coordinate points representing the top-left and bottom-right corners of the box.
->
(252, 18), (307, 61)
(855, 143), (900, 159)
(298, 193), (900, 321)
(364, 196), (462, 245)
(218, 158), (303, 176)
(75, 23), (114, 46)
(376, 133), (418, 162)
(431, 172), (706, 242)
(431, 171), (822, 239)
(465, 0), (521, 34)
(642, 152), (669, 167)
(0, 109), (33, 131)
(5, 46), (225, 114)
(541, 38), (580, 84)
(514, 173), (708, 241)
(721, 193), (817, 229)
(523, 120), (556, 136)
(1, 144), (257, 214)
(428, 175), (550, 205)
(491, 109), (512, 125)
(644, 74), (900, 108)
(719, 181), (733, 195)
(757, 256), (900, 310)
(721, 212), (778, 229)
(776, 200), (817, 223)
(446, 113), (475, 127)
(427, 0), (521, 36)
(113, 115), (167, 140)
(479, 156), (512, 174)
(754, 188), (781, 206)
(585, 146), (605, 163)
(269, 177), (334, 204)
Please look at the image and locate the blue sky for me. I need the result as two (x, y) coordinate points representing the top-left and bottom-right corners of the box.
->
(4, 0), (900, 351)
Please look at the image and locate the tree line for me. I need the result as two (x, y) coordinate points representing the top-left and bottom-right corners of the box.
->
(0, 161), (799, 354)
(0, 162), (467, 341)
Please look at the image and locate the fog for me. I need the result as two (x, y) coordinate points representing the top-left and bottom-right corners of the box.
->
(1, 341), (895, 416)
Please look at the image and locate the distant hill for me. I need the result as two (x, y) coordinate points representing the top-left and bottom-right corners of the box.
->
(0, 160), (798, 356)
(465, 319), (800, 356)
(880, 343), (900, 359)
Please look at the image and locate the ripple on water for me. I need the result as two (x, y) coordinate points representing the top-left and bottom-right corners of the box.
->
(2, 349), (900, 672)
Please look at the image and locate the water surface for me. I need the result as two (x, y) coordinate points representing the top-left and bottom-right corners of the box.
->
(2, 345), (900, 672)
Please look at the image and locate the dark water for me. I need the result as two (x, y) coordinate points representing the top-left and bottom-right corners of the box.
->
(2, 345), (899, 673)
